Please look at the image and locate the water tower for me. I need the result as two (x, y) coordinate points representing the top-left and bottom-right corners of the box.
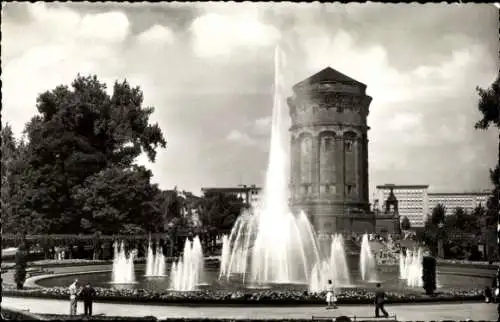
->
(287, 67), (374, 234)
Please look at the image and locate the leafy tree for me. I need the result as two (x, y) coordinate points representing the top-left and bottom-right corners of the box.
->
(423, 204), (447, 256)
(475, 74), (500, 256)
(400, 216), (411, 230)
(1, 124), (17, 229)
(475, 73), (500, 165)
(1, 125), (36, 233)
(431, 204), (446, 226)
(72, 165), (163, 234)
(199, 192), (247, 232)
(5, 75), (166, 234)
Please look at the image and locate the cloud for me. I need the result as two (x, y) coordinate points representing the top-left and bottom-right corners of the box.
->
(2, 2), (498, 195)
(226, 130), (257, 146)
(136, 24), (175, 46)
(252, 116), (272, 135)
(190, 11), (279, 58)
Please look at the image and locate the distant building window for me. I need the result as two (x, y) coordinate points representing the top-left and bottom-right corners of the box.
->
(323, 137), (333, 153)
(346, 184), (353, 195)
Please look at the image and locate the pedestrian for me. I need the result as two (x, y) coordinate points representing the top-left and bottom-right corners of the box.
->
(326, 279), (337, 309)
(79, 282), (96, 316)
(374, 283), (389, 318)
(68, 279), (78, 315)
(485, 285), (493, 303)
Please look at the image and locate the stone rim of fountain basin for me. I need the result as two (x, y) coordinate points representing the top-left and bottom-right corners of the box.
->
(17, 265), (488, 306)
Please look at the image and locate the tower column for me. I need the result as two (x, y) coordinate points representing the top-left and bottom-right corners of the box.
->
(311, 134), (320, 196)
(336, 136), (345, 201)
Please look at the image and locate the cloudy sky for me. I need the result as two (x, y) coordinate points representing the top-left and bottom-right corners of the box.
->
(2, 3), (498, 197)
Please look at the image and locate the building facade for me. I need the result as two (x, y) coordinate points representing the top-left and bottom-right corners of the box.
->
(375, 184), (491, 227)
(201, 185), (262, 208)
(375, 184), (429, 228)
(287, 67), (374, 234)
(427, 192), (489, 216)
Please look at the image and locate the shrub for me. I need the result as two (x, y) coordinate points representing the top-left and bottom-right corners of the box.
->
(14, 247), (28, 289)
(422, 256), (437, 295)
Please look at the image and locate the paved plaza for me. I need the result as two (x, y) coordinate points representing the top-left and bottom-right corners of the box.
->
(2, 296), (497, 320)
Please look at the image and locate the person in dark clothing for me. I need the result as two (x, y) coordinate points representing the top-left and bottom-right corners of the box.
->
(79, 282), (96, 316)
(485, 285), (493, 303)
(374, 283), (389, 318)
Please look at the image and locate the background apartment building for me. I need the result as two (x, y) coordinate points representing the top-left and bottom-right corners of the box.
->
(427, 191), (490, 216)
(375, 184), (429, 228)
(375, 184), (491, 228)
(201, 184), (262, 208)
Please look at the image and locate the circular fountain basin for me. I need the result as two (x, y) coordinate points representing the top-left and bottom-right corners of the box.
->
(35, 265), (494, 292)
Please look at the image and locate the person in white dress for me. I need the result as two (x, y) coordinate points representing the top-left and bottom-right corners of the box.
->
(68, 279), (79, 315)
(326, 279), (337, 309)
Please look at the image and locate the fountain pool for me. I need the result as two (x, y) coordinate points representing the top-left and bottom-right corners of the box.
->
(35, 259), (492, 292)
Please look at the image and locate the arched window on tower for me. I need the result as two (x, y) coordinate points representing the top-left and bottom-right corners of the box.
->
(300, 136), (313, 184)
(344, 132), (357, 196)
(320, 133), (336, 187)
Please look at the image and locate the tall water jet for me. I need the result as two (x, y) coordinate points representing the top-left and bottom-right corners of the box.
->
(155, 243), (166, 276)
(145, 241), (166, 277)
(359, 233), (378, 282)
(405, 248), (424, 288)
(330, 234), (350, 285)
(308, 234), (350, 292)
(219, 234), (230, 279)
(218, 45), (321, 285)
(145, 241), (155, 277)
(170, 236), (204, 291)
(399, 251), (407, 279)
(111, 241), (137, 284)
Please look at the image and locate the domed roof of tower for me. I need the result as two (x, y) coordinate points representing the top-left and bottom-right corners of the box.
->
(293, 67), (366, 91)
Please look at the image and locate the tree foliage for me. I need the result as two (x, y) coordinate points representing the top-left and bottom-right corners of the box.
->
(2, 75), (167, 235)
(73, 166), (163, 234)
(474, 73), (500, 259)
(400, 216), (411, 230)
(199, 191), (247, 232)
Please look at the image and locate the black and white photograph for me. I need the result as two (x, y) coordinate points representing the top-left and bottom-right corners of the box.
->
(1, 2), (499, 321)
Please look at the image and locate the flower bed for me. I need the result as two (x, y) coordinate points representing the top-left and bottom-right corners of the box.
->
(2, 284), (484, 305)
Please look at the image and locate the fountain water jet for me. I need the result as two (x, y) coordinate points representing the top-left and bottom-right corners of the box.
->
(308, 234), (351, 292)
(359, 233), (378, 282)
(170, 236), (204, 291)
(218, 45), (321, 285)
(400, 248), (424, 287)
(145, 241), (166, 277)
(111, 241), (137, 284)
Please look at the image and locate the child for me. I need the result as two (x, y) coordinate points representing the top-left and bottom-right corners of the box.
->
(326, 279), (337, 309)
